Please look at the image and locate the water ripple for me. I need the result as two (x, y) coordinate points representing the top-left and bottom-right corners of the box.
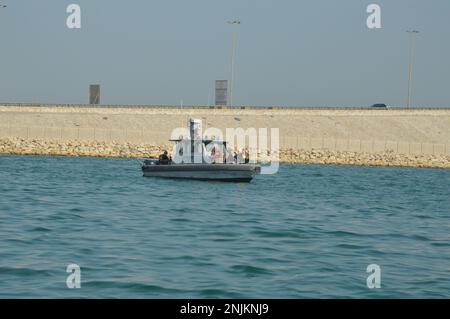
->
(0, 156), (449, 298)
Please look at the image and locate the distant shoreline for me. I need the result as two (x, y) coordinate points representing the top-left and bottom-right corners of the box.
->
(1, 105), (449, 169)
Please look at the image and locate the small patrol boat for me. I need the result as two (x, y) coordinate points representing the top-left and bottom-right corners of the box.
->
(141, 119), (260, 182)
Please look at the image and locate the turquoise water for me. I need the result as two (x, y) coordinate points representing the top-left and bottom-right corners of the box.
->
(0, 155), (449, 298)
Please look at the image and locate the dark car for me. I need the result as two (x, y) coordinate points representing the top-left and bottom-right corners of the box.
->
(371, 103), (388, 109)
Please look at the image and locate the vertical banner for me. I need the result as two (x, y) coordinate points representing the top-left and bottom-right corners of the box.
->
(215, 80), (228, 106)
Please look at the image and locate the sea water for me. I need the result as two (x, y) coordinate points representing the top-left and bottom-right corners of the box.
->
(0, 155), (448, 298)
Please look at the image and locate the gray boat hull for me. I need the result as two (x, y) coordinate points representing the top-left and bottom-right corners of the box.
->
(142, 164), (258, 182)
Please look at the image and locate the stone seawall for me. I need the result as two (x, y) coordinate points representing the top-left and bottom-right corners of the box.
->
(1, 138), (449, 169)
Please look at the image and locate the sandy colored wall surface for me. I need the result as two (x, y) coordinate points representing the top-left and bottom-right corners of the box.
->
(1, 105), (449, 155)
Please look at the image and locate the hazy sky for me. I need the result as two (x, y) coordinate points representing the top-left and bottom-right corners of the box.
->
(0, 0), (449, 107)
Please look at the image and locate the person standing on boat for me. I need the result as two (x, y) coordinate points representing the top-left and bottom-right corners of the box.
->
(244, 148), (250, 164)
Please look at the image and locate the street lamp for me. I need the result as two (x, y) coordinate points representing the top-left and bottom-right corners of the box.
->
(227, 20), (241, 107)
(406, 30), (419, 109)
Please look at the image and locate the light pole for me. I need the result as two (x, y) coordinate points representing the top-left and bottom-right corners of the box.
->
(228, 20), (240, 107)
(406, 30), (419, 109)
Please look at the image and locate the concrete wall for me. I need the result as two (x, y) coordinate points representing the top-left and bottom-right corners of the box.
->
(1, 125), (449, 156)
(1, 105), (449, 156)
